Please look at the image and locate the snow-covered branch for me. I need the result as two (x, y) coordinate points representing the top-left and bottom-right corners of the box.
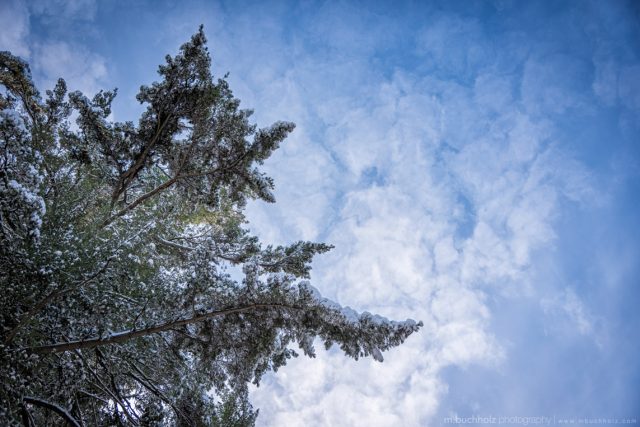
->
(29, 303), (302, 354)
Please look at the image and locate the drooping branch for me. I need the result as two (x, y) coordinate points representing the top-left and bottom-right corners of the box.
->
(94, 348), (140, 425)
(73, 349), (138, 425)
(29, 303), (299, 354)
(125, 362), (188, 422)
(22, 397), (81, 427)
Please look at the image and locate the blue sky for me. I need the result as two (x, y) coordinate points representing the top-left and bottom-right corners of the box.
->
(2, 0), (639, 425)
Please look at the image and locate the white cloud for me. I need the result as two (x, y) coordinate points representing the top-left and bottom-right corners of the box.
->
(618, 65), (640, 112)
(592, 59), (618, 106)
(541, 287), (596, 337)
(304, 2), (398, 55)
(159, 5), (605, 425)
(474, 73), (515, 113)
(521, 54), (594, 116)
(32, 41), (107, 95)
(0, 0), (30, 58)
(592, 58), (640, 117)
(5, 1), (634, 422)
(416, 13), (492, 78)
(29, 0), (97, 21)
(247, 54), (590, 424)
(0, 0), (109, 98)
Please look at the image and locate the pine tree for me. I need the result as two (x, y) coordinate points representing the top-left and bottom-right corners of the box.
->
(0, 28), (422, 426)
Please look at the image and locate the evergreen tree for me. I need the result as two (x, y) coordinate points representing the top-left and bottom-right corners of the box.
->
(0, 28), (421, 426)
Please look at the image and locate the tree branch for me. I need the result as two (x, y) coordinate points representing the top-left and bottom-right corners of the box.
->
(101, 141), (259, 229)
(153, 236), (194, 252)
(29, 303), (298, 354)
(73, 349), (138, 425)
(4, 258), (113, 345)
(102, 176), (179, 227)
(101, 165), (230, 228)
(111, 110), (173, 205)
(22, 396), (81, 427)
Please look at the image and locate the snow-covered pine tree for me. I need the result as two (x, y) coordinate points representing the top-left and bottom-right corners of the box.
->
(0, 28), (422, 426)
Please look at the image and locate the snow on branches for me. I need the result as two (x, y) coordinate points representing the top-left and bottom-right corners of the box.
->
(0, 29), (421, 426)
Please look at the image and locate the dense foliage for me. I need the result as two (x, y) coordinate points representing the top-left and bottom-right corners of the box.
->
(0, 28), (421, 426)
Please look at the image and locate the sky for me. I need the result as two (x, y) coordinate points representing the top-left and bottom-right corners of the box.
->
(1, 0), (639, 425)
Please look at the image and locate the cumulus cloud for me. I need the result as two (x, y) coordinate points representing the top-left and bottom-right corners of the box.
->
(246, 27), (596, 423)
